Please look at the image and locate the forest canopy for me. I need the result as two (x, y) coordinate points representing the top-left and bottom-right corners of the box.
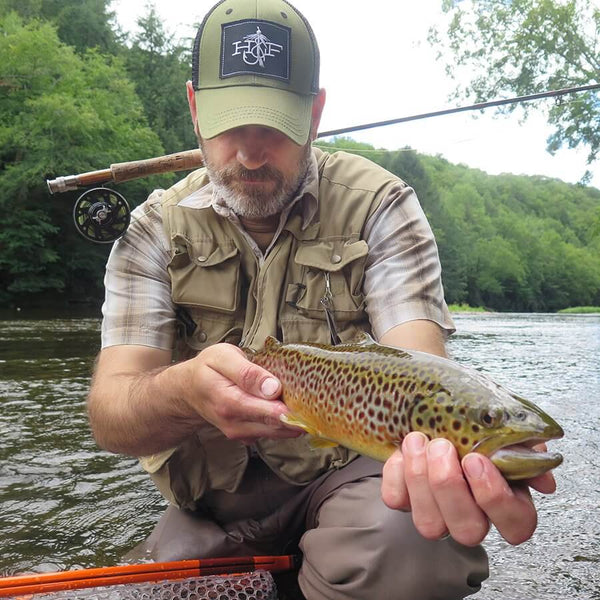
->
(0, 1), (598, 312)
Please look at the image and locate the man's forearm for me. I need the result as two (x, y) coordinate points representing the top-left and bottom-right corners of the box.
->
(88, 359), (201, 457)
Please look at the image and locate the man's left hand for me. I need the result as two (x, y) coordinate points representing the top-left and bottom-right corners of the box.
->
(381, 432), (557, 546)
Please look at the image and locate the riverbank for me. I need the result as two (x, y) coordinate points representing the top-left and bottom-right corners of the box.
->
(557, 306), (600, 314)
(448, 304), (490, 313)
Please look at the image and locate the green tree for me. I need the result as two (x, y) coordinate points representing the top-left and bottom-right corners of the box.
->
(125, 4), (197, 154)
(0, 0), (121, 53)
(0, 13), (165, 305)
(432, 0), (600, 169)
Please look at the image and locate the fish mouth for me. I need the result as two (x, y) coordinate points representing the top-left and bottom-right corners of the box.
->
(472, 427), (564, 480)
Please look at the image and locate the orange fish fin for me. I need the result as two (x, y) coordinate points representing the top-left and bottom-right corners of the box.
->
(309, 437), (340, 449)
(280, 414), (317, 435)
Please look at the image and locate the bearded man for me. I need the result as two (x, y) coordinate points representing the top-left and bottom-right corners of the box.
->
(88, 0), (556, 598)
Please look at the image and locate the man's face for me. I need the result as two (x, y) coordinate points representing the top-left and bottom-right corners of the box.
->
(200, 126), (312, 219)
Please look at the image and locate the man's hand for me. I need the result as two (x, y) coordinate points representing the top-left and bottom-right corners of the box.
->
(181, 343), (302, 445)
(381, 432), (557, 546)
(88, 342), (300, 457)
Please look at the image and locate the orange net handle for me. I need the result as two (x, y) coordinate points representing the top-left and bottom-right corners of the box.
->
(0, 555), (299, 597)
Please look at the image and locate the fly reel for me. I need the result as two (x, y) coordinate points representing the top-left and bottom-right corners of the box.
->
(72, 187), (131, 243)
(46, 149), (205, 243)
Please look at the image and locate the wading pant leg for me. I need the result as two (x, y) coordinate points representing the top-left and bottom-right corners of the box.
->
(298, 462), (489, 600)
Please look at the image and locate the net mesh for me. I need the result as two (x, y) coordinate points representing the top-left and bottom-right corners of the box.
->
(14, 570), (278, 600)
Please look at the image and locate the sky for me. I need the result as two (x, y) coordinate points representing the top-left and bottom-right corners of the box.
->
(112, 0), (599, 188)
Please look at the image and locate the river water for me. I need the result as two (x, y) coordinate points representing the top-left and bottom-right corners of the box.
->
(0, 312), (598, 599)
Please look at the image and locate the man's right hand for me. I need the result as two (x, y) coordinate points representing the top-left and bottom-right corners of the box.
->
(180, 343), (301, 445)
(87, 343), (301, 457)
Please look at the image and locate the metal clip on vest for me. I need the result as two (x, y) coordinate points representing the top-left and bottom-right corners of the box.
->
(320, 272), (342, 346)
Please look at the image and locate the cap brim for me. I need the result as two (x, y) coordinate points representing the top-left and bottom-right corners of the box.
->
(195, 86), (313, 145)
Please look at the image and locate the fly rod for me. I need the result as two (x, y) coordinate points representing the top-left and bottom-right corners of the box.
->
(46, 83), (599, 243)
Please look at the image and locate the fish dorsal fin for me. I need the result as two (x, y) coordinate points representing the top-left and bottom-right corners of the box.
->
(264, 336), (281, 350)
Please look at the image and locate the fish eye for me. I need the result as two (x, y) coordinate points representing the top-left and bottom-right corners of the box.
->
(480, 409), (502, 428)
(515, 410), (527, 421)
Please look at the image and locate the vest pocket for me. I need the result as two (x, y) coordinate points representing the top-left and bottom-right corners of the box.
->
(288, 239), (368, 319)
(281, 239), (369, 344)
(168, 240), (243, 351)
(169, 242), (241, 312)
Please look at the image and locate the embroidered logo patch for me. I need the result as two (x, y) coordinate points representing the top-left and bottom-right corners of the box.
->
(221, 20), (290, 81)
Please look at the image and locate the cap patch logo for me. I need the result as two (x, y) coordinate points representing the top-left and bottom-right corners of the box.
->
(221, 20), (290, 81)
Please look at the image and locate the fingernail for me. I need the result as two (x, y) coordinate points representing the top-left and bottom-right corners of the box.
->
(405, 432), (427, 452)
(428, 438), (451, 459)
(463, 453), (485, 479)
(261, 377), (279, 397)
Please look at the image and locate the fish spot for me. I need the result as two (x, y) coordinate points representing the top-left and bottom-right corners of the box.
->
(461, 437), (469, 446)
(416, 417), (424, 427)
(452, 420), (461, 431)
(445, 406), (453, 414)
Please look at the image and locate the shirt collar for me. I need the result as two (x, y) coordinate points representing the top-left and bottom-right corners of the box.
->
(177, 148), (320, 231)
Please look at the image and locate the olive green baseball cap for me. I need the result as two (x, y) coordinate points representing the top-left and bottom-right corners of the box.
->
(191, 0), (320, 145)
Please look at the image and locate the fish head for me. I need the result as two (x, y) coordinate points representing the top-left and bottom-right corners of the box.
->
(468, 391), (564, 479)
(408, 367), (564, 480)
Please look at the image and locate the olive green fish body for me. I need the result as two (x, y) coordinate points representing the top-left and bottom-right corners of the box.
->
(249, 334), (564, 480)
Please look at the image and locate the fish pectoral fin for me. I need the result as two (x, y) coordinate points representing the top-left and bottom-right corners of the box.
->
(280, 414), (318, 436)
(309, 437), (340, 449)
(279, 415), (340, 449)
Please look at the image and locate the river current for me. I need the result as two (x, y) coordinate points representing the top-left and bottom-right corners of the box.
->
(0, 311), (598, 599)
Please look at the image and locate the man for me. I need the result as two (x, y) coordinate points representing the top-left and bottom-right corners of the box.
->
(87, 0), (557, 598)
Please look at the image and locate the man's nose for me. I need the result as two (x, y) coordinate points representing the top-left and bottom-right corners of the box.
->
(235, 127), (271, 169)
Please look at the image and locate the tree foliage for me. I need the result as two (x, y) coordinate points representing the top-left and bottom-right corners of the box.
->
(124, 7), (197, 154)
(320, 139), (600, 311)
(0, 4), (598, 312)
(431, 0), (600, 169)
(0, 0), (121, 53)
(0, 13), (165, 303)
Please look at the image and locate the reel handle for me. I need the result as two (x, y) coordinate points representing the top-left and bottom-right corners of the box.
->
(47, 149), (204, 194)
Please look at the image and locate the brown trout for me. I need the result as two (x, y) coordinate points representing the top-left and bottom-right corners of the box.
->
(249, 334), (564, 480)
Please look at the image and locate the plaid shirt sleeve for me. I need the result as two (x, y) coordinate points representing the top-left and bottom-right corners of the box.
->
(100, 190), (177, 350)
(363, 183), (455, 340)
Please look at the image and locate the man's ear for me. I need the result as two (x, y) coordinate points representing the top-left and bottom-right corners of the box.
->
(186, 80), (200, 138)
(310, 88), (326, 141)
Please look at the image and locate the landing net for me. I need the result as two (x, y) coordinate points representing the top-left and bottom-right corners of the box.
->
(8, 570), (278, 600)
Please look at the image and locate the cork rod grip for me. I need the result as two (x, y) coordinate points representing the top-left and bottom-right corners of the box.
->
(110, 149), (204, 183)
(46, 149), (204, 194)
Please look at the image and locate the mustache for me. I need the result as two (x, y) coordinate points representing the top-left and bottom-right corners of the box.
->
(219, 165), (284, 185)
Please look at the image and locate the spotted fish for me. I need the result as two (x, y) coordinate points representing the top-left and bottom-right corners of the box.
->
(248, 334), (564, 480)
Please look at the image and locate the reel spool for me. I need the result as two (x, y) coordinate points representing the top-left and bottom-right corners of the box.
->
(72, 187), (131, 243)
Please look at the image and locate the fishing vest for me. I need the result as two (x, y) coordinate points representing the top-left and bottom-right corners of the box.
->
(140, 148), (405, 510)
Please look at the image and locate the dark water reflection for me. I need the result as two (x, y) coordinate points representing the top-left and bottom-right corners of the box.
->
(0, 312), (598, 599)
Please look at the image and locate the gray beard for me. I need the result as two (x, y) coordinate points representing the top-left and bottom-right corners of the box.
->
(202, 143), (312, 219)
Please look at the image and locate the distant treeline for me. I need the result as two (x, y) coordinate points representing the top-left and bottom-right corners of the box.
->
(1, 2), (599, 311)
(318, 139), (600, 312)
(320, 139), (600, 312)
